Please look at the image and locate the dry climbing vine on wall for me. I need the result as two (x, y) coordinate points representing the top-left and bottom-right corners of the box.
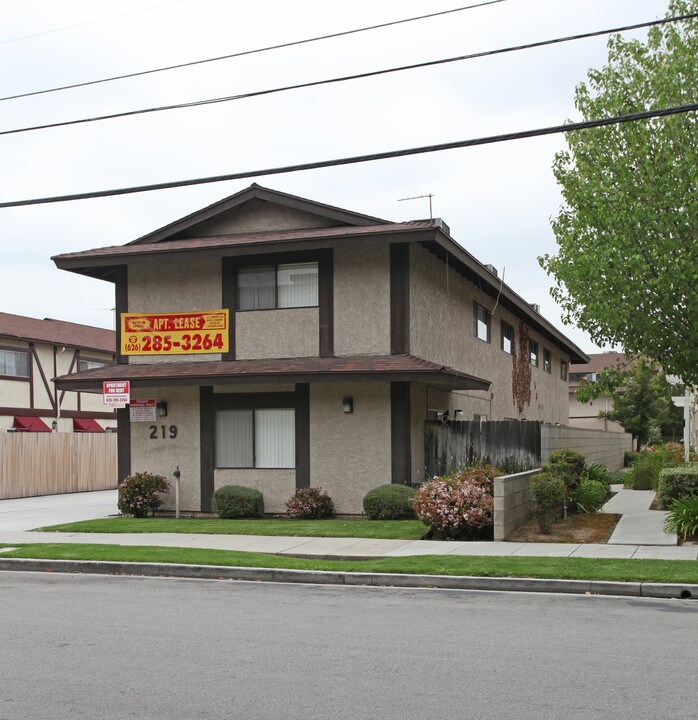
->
(512, 323), (532, 415)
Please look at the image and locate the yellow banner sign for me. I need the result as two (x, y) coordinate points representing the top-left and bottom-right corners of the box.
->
(121, 310), (229, 355)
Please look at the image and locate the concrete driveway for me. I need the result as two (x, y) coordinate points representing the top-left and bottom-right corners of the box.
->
(0, 490), (118, 531)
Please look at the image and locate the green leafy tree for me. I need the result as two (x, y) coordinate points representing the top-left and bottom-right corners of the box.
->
(540, 1), (698, 385)
(578, 357), (683, 445)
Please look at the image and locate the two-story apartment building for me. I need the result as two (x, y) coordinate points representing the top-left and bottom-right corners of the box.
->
(0, 312), (116, 432)
(53, 185), (587, 513)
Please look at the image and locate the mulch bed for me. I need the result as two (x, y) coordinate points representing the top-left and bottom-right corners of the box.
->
(507, 512), (621, 544)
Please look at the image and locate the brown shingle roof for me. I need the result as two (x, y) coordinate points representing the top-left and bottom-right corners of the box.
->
(570, 352), (629, 375)
(54, 354), (490, 392)
(52, 222), (435, 264)
(0, 312), (115, 353)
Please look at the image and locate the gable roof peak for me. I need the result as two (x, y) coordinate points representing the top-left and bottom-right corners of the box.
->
(128, 184), (389, 246)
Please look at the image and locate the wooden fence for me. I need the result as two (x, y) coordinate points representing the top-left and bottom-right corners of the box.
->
(424, 420), (632, 478)
(424, 420), (542, 477)
(0, 433), (118, 500)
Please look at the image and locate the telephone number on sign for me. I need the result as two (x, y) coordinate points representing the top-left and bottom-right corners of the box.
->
(124, 332), (225, 354)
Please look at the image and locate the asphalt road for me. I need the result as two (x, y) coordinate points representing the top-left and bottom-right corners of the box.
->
(1, 572), (696, 720)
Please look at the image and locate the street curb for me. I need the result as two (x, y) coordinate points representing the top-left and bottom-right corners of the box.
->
(0, 558), (696, 599)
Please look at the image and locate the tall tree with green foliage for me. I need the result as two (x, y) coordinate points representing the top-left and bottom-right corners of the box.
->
(577, 358), (684, 446)
(540, 1), (698, 385)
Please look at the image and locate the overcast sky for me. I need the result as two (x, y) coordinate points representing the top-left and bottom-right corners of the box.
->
(1, 0), (673, 352)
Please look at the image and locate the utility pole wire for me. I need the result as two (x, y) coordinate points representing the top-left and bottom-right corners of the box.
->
(1, 102), (695, 209)
(1, 12), (695, 138)
(0, 0), (506, 102)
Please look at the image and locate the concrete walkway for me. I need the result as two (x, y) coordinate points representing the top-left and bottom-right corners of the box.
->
(602, 487), (676, 546)
(1, 529), (696, 560)
(0, 489), (694, 561)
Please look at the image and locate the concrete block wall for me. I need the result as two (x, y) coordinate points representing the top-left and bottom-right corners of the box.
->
(493, 469), (540, 541)
(541, 425), (632, 472)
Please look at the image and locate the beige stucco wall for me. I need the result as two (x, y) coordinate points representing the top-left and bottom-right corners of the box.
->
(235, 308), (319, 359)
(127, 255), (222, 364)
(129, 385), (201, 512)
(333, 241), (390, 356)
(182, 199), (338, 236)
(214, 469), (295, 514)
(409, 244), (570, 425)
(309, 382), (391, 514)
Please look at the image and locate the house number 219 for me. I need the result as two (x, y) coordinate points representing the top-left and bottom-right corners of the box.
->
(149, 425), (178, 439)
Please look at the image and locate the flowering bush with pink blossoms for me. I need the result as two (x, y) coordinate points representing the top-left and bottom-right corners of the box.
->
(285, 487), (335, 519)
(411, 466), (500, 540)
(118, 472), (169, 518)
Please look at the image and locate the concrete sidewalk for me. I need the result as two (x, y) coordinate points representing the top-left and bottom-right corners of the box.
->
(602, 487), (676, 546)
(1, 529), (696, 560)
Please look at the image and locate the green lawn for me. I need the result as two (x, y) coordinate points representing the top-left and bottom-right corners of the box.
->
(2, 542), (698, 584)
(38, 517), (427, 540)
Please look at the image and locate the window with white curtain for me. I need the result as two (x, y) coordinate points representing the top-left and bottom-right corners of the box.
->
(0, 348), (30, 378)
(215, 407), (295, 468)
(237, 262), (318, 310)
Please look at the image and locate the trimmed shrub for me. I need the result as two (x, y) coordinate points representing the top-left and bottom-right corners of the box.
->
(656, 465), (698, 507)
(572, 479), (609, 514)
(543, 449), (585, 492)
(363, 484), (416, 520)
(628, 452), (666, 490)
(664, 495), (698, 540)
(411, 467), (499, 540)
(118, 472), (169, 518)
(286, 487), (334, 519)
(212, 485), (264, 518)
(580, 464), (613, 491)
(529, 472), (566, 534)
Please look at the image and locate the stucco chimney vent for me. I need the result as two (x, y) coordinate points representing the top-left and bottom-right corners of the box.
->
(529, 303), (541, 313)
(485, 264), (498, 277)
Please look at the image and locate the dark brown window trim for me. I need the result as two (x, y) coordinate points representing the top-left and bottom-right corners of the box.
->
(0, 374), (30, 383)
(114, 265), (128, 365)
(390, 244), (410, 354)
(473, 302), (491, 343)
(116, 406), (131, 484)
(500, 320), (515, 354)
(200, 386), (214, 512)
(390, 381), (412, 485)
(213, 391), (297, 471)
(223, 249), (333, 361)
(295, 383), (310, 489)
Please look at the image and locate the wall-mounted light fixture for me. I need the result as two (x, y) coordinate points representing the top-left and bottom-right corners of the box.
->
(157, 401), (168, 417)
(51, 420), (58, 431)
(342, 397), (353, 414)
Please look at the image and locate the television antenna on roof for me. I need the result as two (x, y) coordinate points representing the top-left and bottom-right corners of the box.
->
(397, 193), (433, 220)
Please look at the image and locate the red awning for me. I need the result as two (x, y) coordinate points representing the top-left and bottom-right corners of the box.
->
(73, 418), (105, 433)
(13, 416), (52, 432)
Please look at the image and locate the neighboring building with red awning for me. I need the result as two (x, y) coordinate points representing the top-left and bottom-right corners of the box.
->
(0, 312), (116, 433)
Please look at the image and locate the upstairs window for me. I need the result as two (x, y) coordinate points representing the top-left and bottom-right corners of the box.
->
(79, 359), (108, 372)
(238, 262), (318, 311)
(543, 348), (552, 373)
(501, 321), (514, 354)
(0, 348), (30, 378)
(560, 360), (569, 381)
(474, 302), (491, 342)
(528, 339), (539, 367)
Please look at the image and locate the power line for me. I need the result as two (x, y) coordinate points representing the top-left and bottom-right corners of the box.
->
(0, 0), (506, 102)
(0, 0), (190, 46)
(2, 11), (694, 139)
(2, 102), (695, 209)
